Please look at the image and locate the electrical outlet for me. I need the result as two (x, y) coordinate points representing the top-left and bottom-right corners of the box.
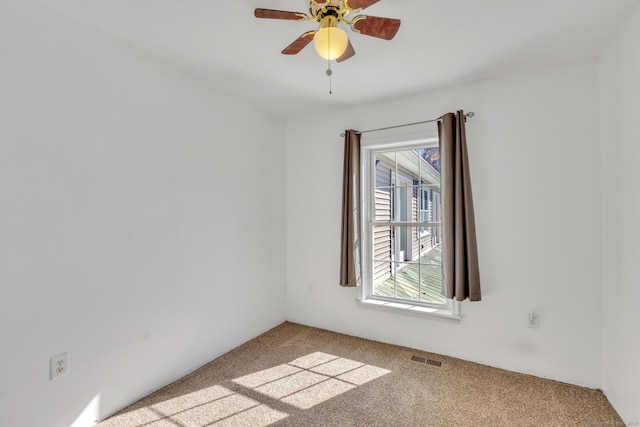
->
(306, 282), (314, 294)
(528, 312), (539, 329)
(50, 352), (69, 380)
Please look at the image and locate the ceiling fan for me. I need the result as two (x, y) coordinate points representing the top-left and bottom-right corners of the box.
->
(254, 0), (401, 63)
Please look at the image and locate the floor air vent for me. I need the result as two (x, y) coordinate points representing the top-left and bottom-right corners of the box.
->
(412, 355), (442, 367)
(411, 355), (426, 363)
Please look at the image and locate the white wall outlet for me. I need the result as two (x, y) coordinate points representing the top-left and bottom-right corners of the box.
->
(528, 312), (539, 329)
(50, 352), (69, 380)
(306, 282), (314, 294)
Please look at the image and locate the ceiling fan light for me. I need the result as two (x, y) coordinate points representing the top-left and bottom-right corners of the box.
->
(314, 26), (349, 60)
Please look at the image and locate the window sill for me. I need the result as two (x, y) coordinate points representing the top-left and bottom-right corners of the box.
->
(357, 298), (461, 323)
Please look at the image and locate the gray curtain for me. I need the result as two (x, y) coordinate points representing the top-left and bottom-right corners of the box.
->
(339, 130), (362, 287)
(438, 111), (482, 301)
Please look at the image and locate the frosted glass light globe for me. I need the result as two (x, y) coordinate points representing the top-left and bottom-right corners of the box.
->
(314, 26), (349, 60)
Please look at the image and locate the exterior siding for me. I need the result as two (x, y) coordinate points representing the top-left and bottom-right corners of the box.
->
(373, 160), (392, 285)
(411, 196), (419, 261)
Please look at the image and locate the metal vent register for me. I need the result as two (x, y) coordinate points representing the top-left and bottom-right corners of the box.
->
(411, 355), (442, 367)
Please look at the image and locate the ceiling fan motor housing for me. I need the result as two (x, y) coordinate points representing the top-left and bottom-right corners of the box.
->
(309, 1), (350, 24)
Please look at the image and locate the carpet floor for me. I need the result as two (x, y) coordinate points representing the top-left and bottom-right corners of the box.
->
(97, 322), (622, 426)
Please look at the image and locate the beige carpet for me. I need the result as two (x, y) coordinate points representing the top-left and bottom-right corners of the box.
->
(97, 322), (622, 426)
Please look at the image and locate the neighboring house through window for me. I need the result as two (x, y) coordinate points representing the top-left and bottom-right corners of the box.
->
(360, 139), (458, 317)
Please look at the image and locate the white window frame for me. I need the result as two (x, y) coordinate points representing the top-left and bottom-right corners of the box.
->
(357, 138), (460, 322)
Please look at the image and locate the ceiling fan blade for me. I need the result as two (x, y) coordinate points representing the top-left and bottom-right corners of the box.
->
(282, 31), (316, 55)
(352, 15), (401, 40)
(336, 40), (356, 63)
(255, 8), (307, 21)
(344, 0), (380, 11)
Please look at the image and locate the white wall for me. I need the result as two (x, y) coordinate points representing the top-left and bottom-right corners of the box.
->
(0, 1), (286, 426)
(286, 61), (603, 388)
(599, 3), (640, 424)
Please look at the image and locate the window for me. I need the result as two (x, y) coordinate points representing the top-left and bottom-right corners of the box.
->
(360, 140), (459, 318)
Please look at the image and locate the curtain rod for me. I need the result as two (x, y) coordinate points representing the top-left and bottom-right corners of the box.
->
(339, 111), (475, 138)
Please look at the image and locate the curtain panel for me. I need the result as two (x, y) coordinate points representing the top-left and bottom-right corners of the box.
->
(339, 130), (362, 287)
(438, 111), (482, 301)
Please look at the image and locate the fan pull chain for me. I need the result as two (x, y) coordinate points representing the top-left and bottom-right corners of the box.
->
(326, 60), (333, 94)
(327, 28), (332, 94)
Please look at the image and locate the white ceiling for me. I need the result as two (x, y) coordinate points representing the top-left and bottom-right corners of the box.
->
(41, 0), (639, 119)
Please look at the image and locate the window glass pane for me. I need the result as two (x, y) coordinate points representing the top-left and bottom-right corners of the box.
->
(432, 191), (441, 224)
(391, 226), (419, 263)
(374, 187), (392, 221)
(420, 259), (446, 304)
(392, 261), (421, 302)
(418, 227), (444, 304)
(374, 154), (393, 189)
(393, 149), (420, 186)
(418, 147), (441, 176)
(375, 152), (397, 185)
(392, 184), (411, 222)
(372, 261), (394, 296)
(419, 185), (441, 225)
(373, 262), (398, 298)
(419, 226), (442, 255)
(372, 226), (392, 262)
(419, 186), (430, 223)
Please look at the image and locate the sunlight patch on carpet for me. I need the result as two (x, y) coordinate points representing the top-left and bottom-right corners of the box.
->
(211, 404), (288, 426)
(169, 393), (259, 425)
(255, 371), (328, 399)
(151, 385), (234, 415)
(232, 352), (391, 410)
(132, 384), (290, 427)
(282, 378), (356, 410)
(337, 364), (391, 385)
(310, 357), (365, 376)
(289, 351), (340, 369)
(233, 364), (302, 389)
